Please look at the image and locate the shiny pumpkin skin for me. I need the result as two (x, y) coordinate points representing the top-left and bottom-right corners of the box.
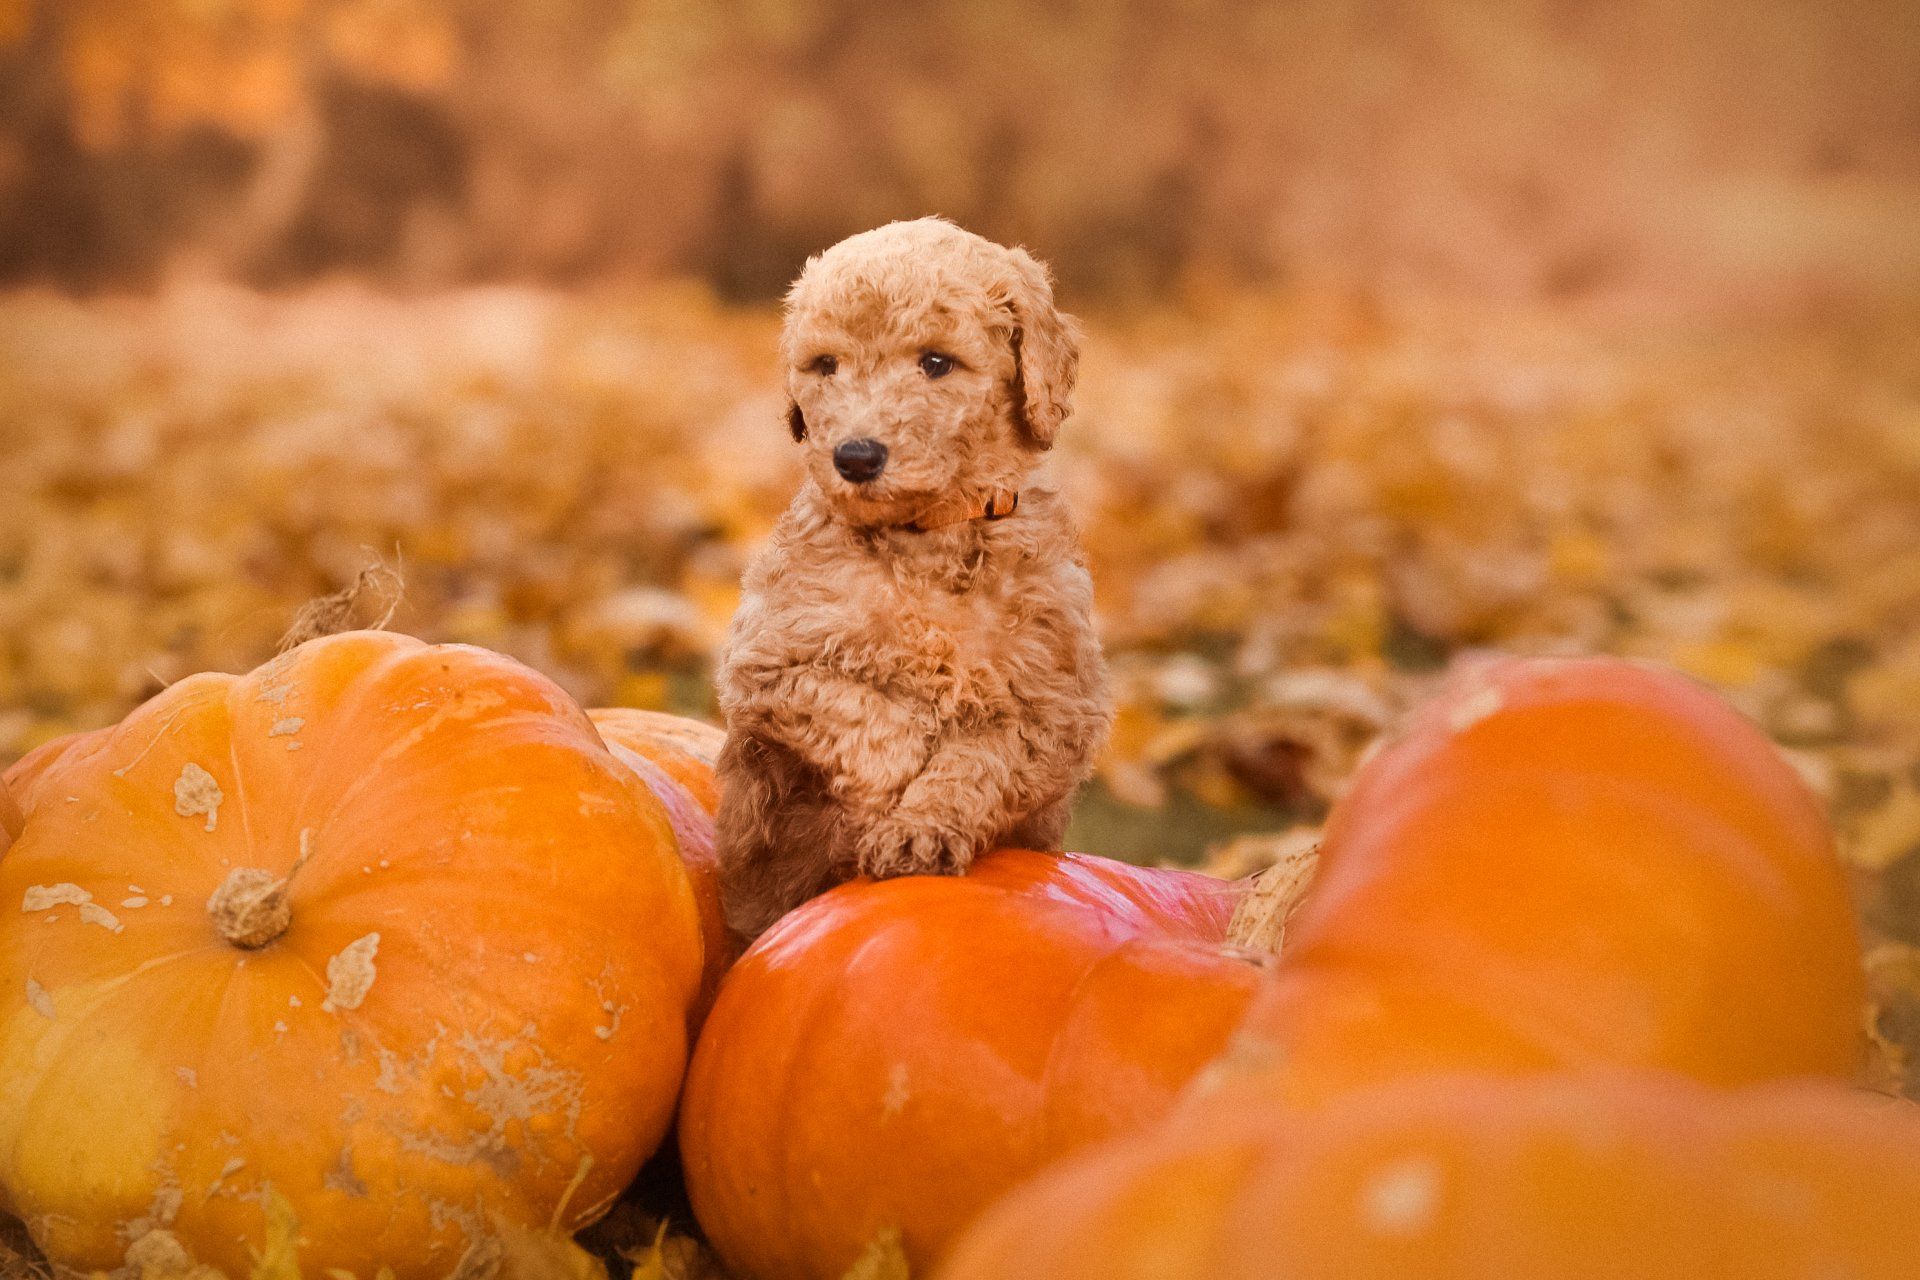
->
(942, 1073), (1920, 1280)
(587, 707), (737, 1024)
(678, 849), (1267, 1280)
(0, 631), (704, 1277)
(1201, 655), (1864, 1110)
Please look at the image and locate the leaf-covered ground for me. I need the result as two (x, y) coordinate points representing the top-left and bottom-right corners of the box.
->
(0, 283), (1916, 1277)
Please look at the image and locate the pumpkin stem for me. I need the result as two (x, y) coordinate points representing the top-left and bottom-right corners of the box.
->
(1225, 838), (1320, 955)
(206, 836), (313, 949)
(208, 868), (293, 948)
(278, 555), (404, 652)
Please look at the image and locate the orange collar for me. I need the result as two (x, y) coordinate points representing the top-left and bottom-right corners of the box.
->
(904, 489), (1020, 532)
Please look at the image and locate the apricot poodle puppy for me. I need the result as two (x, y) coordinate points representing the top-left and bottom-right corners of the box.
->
(713, 217), (1113, 938)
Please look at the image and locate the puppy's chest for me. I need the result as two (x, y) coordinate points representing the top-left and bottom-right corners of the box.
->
(901, 585), (1007, 667)
(862, 568), (1045, 698)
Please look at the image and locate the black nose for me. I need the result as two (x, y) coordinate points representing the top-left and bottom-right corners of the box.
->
(832, 438), (888, 483)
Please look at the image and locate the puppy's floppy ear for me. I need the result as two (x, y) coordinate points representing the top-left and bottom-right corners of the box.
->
(998, 246), (1083, 448)
(780, 263), (820, 444)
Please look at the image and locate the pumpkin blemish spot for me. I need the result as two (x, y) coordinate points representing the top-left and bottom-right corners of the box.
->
(79, 901), (123, 932)
(173, 763), (223, 832)
(1359, 1155), (1443, 1236)
(25, 977), (53, 1019)
(23, 882), (90, 912)
(22, 882), (124, 933)
(595, 999), (625, 1040)
(457, 1026), (585, 1143)
(323, 932), (381, 1012)
(256, 666), (297, 706)
(373, 1045), (404, 1093)
(208, 1156), (245, 1194)
(269, 717), (305, 738)
(121, 1177), (186, 1244)
(324, 1148), (369, 1197)
(882, 1063), (911, 1118)
(123, 1229), (192, 1273)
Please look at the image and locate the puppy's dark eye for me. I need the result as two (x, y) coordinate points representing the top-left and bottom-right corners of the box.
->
(806, 355), (838, 376)
(919, 352), (955, 380)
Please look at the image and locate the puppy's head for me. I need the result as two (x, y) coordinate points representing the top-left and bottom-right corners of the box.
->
(780, 217), (1081, 527)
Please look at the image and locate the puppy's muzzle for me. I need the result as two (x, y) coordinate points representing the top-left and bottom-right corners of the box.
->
(832, 438), (889, 483)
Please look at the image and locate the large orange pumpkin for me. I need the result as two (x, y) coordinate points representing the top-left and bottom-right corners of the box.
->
(1199, 654), (1863, 1109)
(942, 1073), (1920, 1280)
(678, 849), (1270, 1280)
(587, 707), (737, 1024)
(944, 654), (1873, 1280)
(0, 631), (705, 1278)
(6, 709), (731, 1018)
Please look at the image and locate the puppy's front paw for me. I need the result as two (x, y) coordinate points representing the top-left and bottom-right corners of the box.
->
(858, 818), (975, 879)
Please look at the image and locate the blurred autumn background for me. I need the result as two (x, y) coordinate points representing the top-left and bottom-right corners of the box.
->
(2, 0), (1919, 1095)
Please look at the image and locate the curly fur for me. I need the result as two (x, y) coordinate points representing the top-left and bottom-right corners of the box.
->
(714, 217), (1113, 937)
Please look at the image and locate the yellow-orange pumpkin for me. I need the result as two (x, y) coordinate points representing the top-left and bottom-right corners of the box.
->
(1200, 654), (1864, 1110)
(942, 1073), (1920, 1280)
(587, 707), (737, 1024)
(0, 631), (704, 1277)
(678, 850), (1269, 1280)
